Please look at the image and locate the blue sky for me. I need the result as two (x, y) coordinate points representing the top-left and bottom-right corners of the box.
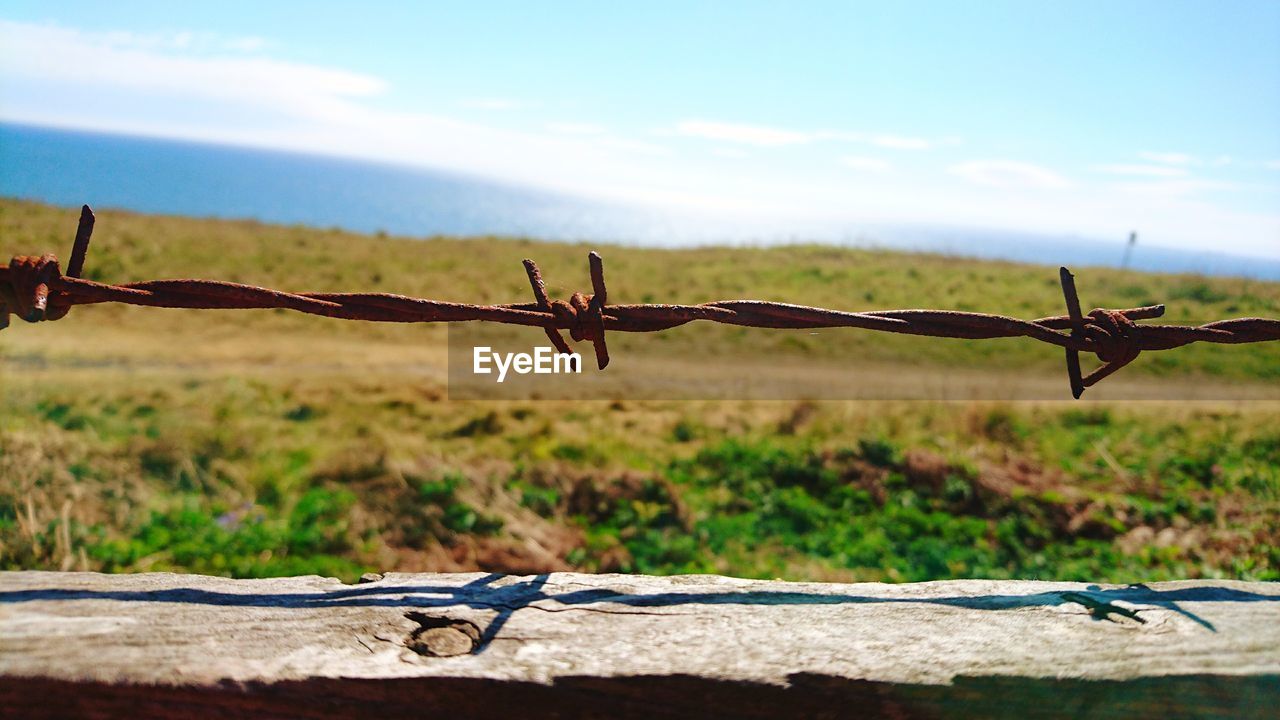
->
(2, 1), (1278, 256)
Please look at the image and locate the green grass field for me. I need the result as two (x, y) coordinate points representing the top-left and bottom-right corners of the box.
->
(2, 199), (1277, 582)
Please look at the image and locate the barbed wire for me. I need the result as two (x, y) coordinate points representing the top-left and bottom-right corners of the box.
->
(2, 206), (1277, 398)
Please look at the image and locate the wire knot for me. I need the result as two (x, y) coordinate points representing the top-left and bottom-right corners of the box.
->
(2, 254), (66, 327)
(1084, 308), (1141, 367)
(523, 252), (610, 369)
(0, 205), (94, 332)
(1058, 267), (1156, 398)
(550, 292), (606, 345)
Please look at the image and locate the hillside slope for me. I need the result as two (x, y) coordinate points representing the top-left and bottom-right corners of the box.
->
(2, 199), (1277, 583)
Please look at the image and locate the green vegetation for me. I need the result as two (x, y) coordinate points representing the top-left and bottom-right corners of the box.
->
(3, 376), (1277, 581)
(571, 422), (1279, 581)
(1, 199), (1277, 583)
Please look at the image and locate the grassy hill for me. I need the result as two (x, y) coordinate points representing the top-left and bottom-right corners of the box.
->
(2, 199), (1277, 582)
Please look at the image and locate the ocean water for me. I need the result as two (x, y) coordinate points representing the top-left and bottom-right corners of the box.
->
(2, 122), (1277, 280)
(0, 122), (664, 241)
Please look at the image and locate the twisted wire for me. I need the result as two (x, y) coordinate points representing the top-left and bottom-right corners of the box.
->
(2, 206), (1277, 398)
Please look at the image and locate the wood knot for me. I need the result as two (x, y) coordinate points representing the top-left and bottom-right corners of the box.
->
(405, 611), (481, 657)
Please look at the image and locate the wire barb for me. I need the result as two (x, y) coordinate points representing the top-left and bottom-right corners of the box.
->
(2, 206), (1277, 398)
(1059, 267), (1086, 399)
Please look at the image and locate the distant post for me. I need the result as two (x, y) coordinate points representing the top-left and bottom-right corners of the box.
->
(1121, 231), (1137, 270)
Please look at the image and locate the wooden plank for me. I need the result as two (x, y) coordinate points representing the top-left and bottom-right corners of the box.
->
(1, 571), (1277, 718)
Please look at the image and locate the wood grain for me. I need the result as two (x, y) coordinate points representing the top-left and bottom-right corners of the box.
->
(1, 571), (1277, 718)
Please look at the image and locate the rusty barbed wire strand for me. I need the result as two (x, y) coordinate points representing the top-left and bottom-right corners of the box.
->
(2, 205), (1278, 398)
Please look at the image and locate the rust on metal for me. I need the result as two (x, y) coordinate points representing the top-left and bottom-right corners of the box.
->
(2, 205), (1277, 398)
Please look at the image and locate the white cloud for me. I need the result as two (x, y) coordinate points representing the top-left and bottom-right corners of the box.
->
(1265, 160), (1280, 171)
(840, 156), (891, 172)
(1, 19), (1274, 257)
(1137, 152), (1237, 169)
(1, 20), (385, 124)
(870, 134), (931, 150)
(812, 130), (867, 142)
(713, 147), (749, 159)
(547, 123), (669, 155)
(675, 120), (810, 146)
(0, 20), (707, 208)
(224, 36), (266, 53)
(96, 28), (268, 53)
(1095, 164), (1190, 178)
(459, 98), (523, 110)
(547, 122), (606, 135)
(593, 136), (672, 156)
(1139, 151), (1195, 165)
(1110, 178), (1236, 197)
(948, 160), (1071, 189)
(673, 122), (939, 151)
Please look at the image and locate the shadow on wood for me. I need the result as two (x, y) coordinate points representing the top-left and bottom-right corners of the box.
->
(1, 571), (1276, 718)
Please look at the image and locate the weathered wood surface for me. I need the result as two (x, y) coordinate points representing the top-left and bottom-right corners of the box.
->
(0, 571), (1277, 718)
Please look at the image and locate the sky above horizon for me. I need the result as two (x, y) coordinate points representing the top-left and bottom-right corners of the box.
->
(2, 1), (1278, 257)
